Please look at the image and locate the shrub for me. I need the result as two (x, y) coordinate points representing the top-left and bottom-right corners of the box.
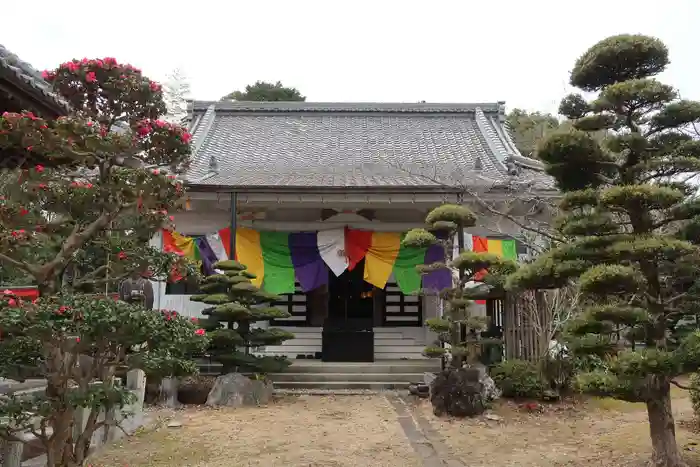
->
(491, 359), (545, 399)
(541, 352), (576, 393)
(689, 373), (700, 420)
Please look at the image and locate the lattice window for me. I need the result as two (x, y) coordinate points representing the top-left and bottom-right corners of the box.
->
(270, 282), (308, 326)
(382, 282), (422, 326)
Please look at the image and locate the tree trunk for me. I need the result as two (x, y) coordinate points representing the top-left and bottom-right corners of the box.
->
(646, 385), (687, 467)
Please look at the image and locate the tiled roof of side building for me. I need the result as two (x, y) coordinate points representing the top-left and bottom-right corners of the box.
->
(184, 101), (556, 191)
(0, 44), (69, 115)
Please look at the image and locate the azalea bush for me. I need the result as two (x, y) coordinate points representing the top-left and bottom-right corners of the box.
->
(0, 293), (208, 466)
(0, 56), (199, 467)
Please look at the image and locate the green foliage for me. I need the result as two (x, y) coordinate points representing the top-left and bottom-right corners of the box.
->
(689, 373), (700, 420)
(579, 264), (644, 297)
(506, 108), (561, 157)
(491, 360), (545, 399)
(570, 34), (669, 91)
(537, 130), (616, 190)
(221, 80), (305, 102)
(195, 260), (294, 374)
(414, 204), (513, 369)
(0, 56), (198, 465)
(402, 228), (437, 248)
(518, 33), (700, 462)
(558, 94), (589, 119)
(425, 204), (476, 227)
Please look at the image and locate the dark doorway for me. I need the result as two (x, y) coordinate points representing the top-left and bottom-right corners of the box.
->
(323, 258), (374, 362)
(327, 258), (374, 323)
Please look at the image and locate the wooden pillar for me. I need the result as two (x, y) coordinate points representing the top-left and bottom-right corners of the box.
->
(229, 192), (238, 258)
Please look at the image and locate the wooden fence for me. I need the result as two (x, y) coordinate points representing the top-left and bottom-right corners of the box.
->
(0, 369), (147, 467)
(489, 291), (551, 363)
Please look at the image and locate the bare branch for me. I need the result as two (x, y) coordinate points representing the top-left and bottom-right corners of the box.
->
(671, 379), (691, 391)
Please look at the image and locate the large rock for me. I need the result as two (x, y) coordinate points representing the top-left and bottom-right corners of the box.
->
(429, 367), (493, 417)
(206, 373), (273, 407)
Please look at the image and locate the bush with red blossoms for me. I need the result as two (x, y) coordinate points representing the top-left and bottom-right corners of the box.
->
(0, 56), (196, 467)
(0, 292), (208, 465)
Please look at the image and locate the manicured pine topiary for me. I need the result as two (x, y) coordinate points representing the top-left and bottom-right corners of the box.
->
(507, 34), (700, 467)
(405, 204), (517, 368)
(191, 259), (295, 374)
(405, 204), (516, 417)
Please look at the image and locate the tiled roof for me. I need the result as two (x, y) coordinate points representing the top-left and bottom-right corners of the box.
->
(0, 44), (69, 115)
(184, 101), (555, 191)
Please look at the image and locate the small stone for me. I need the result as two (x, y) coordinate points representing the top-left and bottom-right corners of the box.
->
(167, 421), (182, 428)
(485, 413), (501, 421)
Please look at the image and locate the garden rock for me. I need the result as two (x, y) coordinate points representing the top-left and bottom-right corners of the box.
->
(430, 367), (491, 417)
(206, 373), (273, 407)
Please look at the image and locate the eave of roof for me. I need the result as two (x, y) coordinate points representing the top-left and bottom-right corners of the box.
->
(0, 44), (70, 117)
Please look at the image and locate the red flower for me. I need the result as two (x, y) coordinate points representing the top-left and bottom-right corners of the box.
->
(57, 305), (69, 315)
(195, 329), (206, 336)
(137, 124), (151, 136)
(26, 146), (33, 151)
(2, 290), (12, 296)
(35, 164), (45, 173)
(85, 72), (96, 83)
(117, 252), (128, 260)
(149, 81), (161, 92)
(86, 183), (93, 189)
(75, 337), (81, 343)
(152, 169), (160, 175)
(168, 216), (174, 222)
(191, 317), (198, 323)
(7, 298), (17, 307)
(41, 70), (50, 79)
(19, 208), (28, 216)
(181, 132), (192, 144)
(86, 121), (93, 127)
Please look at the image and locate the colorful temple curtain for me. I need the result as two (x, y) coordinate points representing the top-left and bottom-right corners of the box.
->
(161, 228), (520, 296)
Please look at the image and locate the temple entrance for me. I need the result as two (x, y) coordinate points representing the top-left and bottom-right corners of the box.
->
(323, 258), (375, 362)
(328, 258), (374, 323)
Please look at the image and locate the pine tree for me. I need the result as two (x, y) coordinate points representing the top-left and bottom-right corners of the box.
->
(508, 34), (700, 467)
(404, 204), (516, 416)
(190, 259), (295, 374)
(162, 68), (191, 124)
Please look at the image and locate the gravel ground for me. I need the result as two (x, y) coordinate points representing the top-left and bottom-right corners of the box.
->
(88, 395), (421, 467)
(415, 386), (700, 467)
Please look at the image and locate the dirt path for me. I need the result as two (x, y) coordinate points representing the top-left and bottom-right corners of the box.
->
(414, 391), (700, 467)
(89, 395), (422, 467)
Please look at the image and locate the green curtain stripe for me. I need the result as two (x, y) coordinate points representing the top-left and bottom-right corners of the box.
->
(392, 235), (427, 295)
(501, 239), (517, 261)
(260, 231), (296, 295)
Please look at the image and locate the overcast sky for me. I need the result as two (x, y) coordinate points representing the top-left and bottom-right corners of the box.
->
(3, 0), (698, 115)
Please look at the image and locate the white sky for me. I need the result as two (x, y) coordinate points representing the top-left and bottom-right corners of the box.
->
(3, 0), (698, 115)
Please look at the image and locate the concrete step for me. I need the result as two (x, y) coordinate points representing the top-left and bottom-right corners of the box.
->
(273, 381), (412, 390)
(272, 338), (322, 346)
(269, 372), (424, 383)
(376, 354), (427, 360)
(285, 361), (440, 373)
(374, 337), (419, 345)
(372, 345), (426, 353)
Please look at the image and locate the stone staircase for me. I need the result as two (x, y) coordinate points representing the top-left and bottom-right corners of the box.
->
(256, 326), (429, 360)
(268, 359), (441, 390)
